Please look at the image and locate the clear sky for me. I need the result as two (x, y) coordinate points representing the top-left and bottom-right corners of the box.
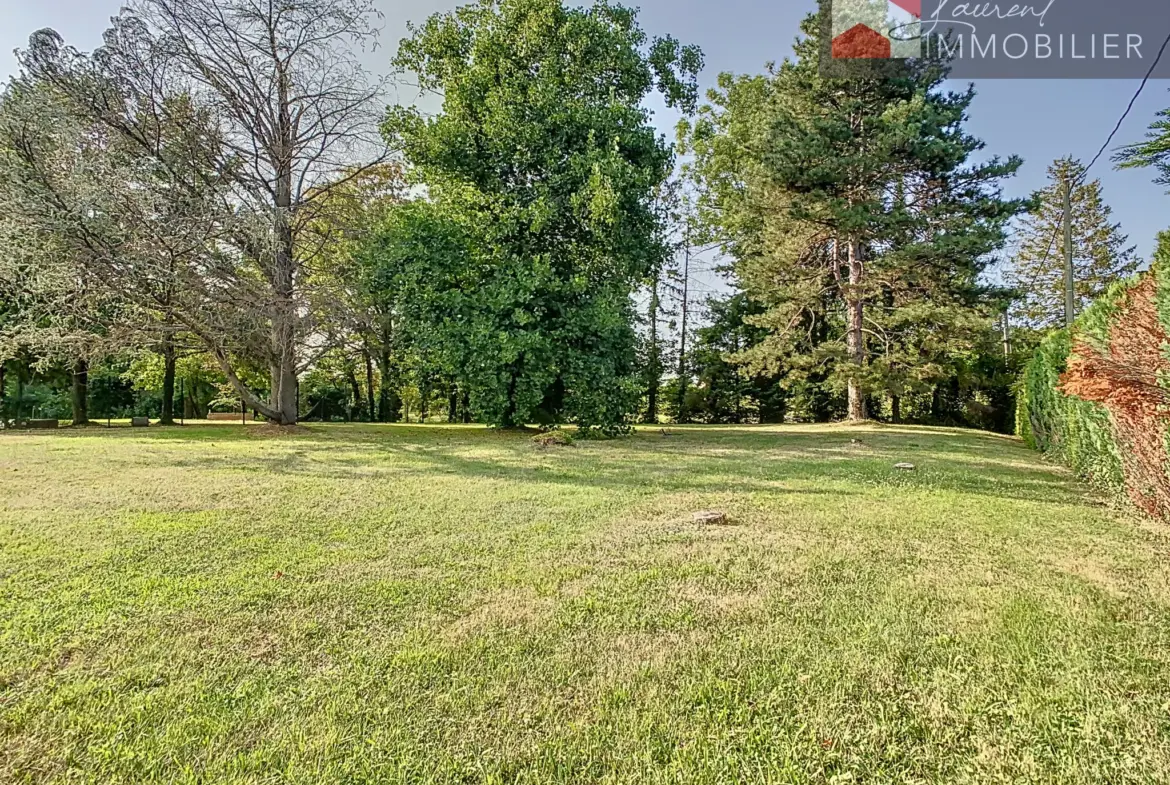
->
(3, 0), (1169, 276)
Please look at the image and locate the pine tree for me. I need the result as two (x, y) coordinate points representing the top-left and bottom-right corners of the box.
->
(1116, 106), (1170, 190)
(1007, 157), (1138, 328)
(682, 5), (1024, 421)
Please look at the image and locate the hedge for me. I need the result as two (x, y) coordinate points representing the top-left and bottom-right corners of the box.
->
(1016, 262), (1170, 518)
(1016, 327), (1126, 498)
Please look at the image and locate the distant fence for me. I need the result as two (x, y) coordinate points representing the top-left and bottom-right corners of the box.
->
(1017, 264), (1170, 519)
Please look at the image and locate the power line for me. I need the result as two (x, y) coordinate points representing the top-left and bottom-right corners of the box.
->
(1083, 29), (1170, 176)
(1012, 33), (1170, 317)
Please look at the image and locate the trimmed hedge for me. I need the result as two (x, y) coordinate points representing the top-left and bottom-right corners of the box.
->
(1016, 328), (1125, 498)
(1017, 258), (1170, 516)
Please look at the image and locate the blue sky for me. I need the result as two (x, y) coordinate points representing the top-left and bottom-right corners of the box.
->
(3, 0), (1169, 276)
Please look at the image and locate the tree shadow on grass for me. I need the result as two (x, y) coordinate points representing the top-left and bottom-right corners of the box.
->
(107, 423), (1106, 509)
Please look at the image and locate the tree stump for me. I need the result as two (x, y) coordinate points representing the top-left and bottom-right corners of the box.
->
(894, 462), (916, 471)
(131, 417), (151, 428)
(692, 510), (728, 525)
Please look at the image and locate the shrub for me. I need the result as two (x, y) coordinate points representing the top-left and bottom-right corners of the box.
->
(1018, 263), (1170, 518)
(1018, 329), (1125, 497)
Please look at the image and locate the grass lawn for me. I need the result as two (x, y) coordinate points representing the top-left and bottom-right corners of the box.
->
(2, 422), (1170, 784)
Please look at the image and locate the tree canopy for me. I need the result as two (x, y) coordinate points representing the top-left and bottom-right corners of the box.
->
(379, 0), (702, 433)
(681, 6), (1026, 422)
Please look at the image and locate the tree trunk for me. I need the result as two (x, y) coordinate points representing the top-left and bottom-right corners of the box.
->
(269, 77), (300, 427)
(419, 379), (430, 423)
(377, 346), (400, 422)
(14, 368), (23, 426)
(645, 275), (660, 424)
(0, 361), (6, 427)
(71, 358), (89, 426)
(461, 389), (472, 424)
(448, 389), (458, 423)
(503, 362), (521, 428)
(363, 344), (377, 423)
(677, 238), (691, 424)
(347, 369), (363, 421)
(269, 329), (299, 426)
(160, 338), (176, 425)
(846, 239), (866, 422)
(891, 394), (901, 424)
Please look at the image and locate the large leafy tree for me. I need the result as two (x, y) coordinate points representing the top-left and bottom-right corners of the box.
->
(1007, 157), (1138, 328)
(12, 0), (388, 425)
(0, 80), (153, 426)
(382, 0), (701, 433)
(357, 200), (470, 424)
(682, 7), (1024, 421)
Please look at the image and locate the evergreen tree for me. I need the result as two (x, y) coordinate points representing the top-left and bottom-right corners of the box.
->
(681, 6), (1024, 421)
(687, 293), (788, 424)
(1116, 106), (1170, 190)
(1007, 157), (1138, 328)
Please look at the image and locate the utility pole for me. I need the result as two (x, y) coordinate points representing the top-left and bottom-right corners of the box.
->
(1063, 173), (1075, 328)
(676, 229), (690, 423)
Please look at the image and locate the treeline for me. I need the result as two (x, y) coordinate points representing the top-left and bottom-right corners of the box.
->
(0, 0), (1056, 433)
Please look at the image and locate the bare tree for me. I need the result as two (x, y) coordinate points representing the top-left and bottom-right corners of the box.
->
(14, 0), (388, 424)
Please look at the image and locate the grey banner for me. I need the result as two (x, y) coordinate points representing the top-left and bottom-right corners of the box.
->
(824, 0), (1170, 78)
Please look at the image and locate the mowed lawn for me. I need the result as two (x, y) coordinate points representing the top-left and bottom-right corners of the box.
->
(2, 423), (1170, 784)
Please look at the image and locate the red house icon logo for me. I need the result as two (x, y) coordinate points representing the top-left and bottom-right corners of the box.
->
(830, 0), (921, 59)
(832, 23), (891, 59)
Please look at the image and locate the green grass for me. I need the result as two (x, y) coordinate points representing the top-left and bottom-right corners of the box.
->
(2, 422), (1170, 784)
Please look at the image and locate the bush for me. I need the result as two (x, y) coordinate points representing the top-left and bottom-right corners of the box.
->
(1017, 263), (1170, 518)
(1017, 329), (1125, 498)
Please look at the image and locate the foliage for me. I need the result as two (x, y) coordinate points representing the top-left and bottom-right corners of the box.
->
(1115, 106), (1170, 189)
(531, 429), (573, 447)
(382, 0), (701, 435)
(682, 293), (787, 423)
(680, 3), (1025, 422)
(1006, 157), (1138, 328)
(1017, 264), (1170, 516)
(0, 356), (158, 420)
(1017, 328), (1125, 496)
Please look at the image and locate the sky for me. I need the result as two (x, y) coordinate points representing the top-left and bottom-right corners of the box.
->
(3, 0), (1169, 284)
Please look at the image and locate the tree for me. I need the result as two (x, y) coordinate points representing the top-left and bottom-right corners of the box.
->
(0, 104), (134, 428)
(13, 0), (388, 425)
(639, 178), (688, 424)
(383, 0), (702, 434)
(302, 162), (409, 422)
(1116, 105), (1170, 189)
(1007, 157), (1138, 328)
(681, 6), (1024, 421)
(686, 293), (786, 424)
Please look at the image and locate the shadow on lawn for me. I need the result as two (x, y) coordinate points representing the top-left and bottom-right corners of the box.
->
(74, 422), (1103, 509)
